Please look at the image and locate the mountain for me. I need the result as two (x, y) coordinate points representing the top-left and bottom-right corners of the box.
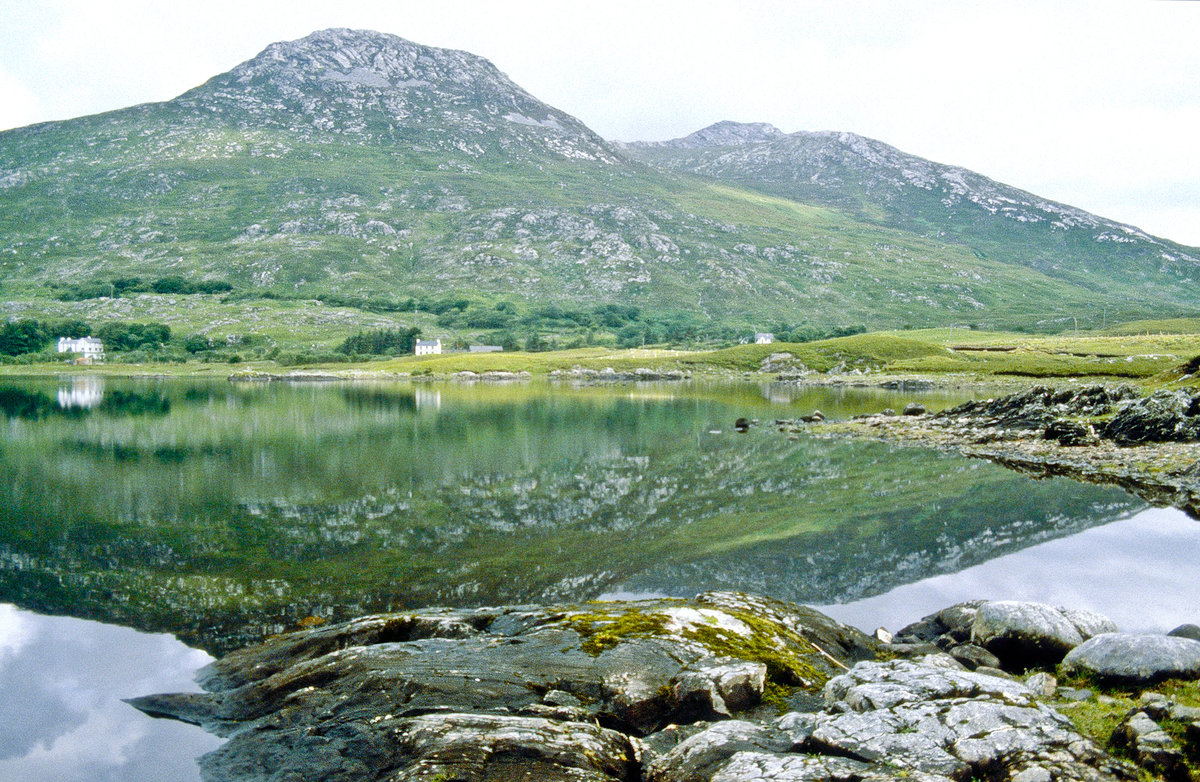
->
(175, 28), (618, 163)
(630, 120), (787, 149)
(1, 30), (1198, 348)
(625, 123), (1200, 304)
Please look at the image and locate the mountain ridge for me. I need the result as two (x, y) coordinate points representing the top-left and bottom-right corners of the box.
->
(626, 121), (1200, 288)
(1, 28), (1197, 347)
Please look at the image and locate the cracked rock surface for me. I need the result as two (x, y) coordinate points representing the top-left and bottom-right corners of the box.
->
(129, 594), (1154, 781)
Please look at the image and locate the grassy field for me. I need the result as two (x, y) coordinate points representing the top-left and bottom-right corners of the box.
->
(7, 320), (1198, 387)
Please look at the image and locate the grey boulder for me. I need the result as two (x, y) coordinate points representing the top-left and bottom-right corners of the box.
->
(803, 660), (1132, 782)
(1061, 633), (1200, 684)
(970, 601), (1115, 670)
(1168, 624), (1200, 642)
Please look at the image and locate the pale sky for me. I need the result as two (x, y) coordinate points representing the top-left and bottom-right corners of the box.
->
(2, 0), (1198, 246)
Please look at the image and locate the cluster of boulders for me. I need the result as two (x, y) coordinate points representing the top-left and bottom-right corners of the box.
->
(886, 599), (1200, 782)
(450, 370), (533, 382)
(131, 593), (1200, 782)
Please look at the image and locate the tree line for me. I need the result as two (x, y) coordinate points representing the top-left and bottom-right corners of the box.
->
(0, 319), (172, 356)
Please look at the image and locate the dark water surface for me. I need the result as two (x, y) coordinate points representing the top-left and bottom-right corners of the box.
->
(0, 375), (1192, 779)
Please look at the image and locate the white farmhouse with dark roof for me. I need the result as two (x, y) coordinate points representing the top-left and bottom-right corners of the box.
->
(414, 339), (442, 356)
(57, 336), (105, 363)
(754, 332), (775, 345)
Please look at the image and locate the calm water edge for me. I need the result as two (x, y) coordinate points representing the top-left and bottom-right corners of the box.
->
(1, 375), (1196, 779)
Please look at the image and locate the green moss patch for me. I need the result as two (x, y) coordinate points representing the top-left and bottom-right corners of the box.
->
(1052, 675), (1200, 774)
(562, 602), (832, 712)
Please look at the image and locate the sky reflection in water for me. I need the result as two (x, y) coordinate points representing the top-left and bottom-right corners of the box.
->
(0, 508), (1197, 780)
(0, 607), (221, 782)
(821, 506), (1200, 634)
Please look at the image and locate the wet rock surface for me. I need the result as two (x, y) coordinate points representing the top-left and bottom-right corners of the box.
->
(128, 594), (1187, 781)
(131, 592), (876, 781)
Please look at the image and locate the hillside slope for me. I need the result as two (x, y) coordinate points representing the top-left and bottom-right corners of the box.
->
(1, 31), (1197, 339)
(626, 122), (1200, 306)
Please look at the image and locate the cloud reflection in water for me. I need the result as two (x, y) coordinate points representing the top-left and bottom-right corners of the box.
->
(821, 506), (1200, 634)
(0, 606), (222, 782)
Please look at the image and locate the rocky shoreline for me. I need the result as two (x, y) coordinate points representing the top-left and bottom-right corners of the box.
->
(130, 592), (1200, 782)
(226, 366), (695, 383)
(802, 385), (1200, 518)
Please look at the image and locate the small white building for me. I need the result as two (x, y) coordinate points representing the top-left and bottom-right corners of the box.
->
(754, 332), (775, 345)
(57, 336), (105, 363)
(414, 339), (442, 356)
(468, 345), (503, 353)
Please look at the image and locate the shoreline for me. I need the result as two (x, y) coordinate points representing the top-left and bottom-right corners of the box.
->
(128, 591), (1200, 782)
(807, 386), (1200, 519)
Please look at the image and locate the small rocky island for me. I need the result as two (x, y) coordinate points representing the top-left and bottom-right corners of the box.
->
(130, 592), (1200, 781)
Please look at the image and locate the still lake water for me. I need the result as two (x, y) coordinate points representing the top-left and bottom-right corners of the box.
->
(1, 375), (1197, 780)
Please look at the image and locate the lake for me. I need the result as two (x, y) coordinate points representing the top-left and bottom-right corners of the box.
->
(1, 375), (1196, 780)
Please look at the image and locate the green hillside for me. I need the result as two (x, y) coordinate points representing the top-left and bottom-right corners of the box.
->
(2, 30), (1197, 354)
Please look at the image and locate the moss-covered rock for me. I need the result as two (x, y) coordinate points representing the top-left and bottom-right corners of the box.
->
(129, 592), (878, 780)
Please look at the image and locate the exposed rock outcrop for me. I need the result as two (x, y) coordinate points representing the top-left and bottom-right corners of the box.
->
(130, 593), (876, 780)
(550, 367), (691, 382)
(129, 595), (1170, 781)
(1111, 711), (1192, 782)
(816, 384), (1200, 517)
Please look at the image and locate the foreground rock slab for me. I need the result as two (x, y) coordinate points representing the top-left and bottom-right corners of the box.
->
(130, 594), (1158, 781)
(129, 592), (875, 781)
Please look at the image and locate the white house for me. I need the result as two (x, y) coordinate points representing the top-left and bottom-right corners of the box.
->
(468, 345), (503, 353)
(414, 339), (442, 356)
(754, 333), (775, 345)
(57, 336), (105, 363)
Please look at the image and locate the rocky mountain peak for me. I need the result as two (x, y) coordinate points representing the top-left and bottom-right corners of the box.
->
(636, 120), (787, 149)
(223, 28), (503, 96)
(175, 28), (620, 163)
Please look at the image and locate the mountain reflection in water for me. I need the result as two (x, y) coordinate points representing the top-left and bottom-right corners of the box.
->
(0, 377), (1146, 655)
(0, 605), (220, 782)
